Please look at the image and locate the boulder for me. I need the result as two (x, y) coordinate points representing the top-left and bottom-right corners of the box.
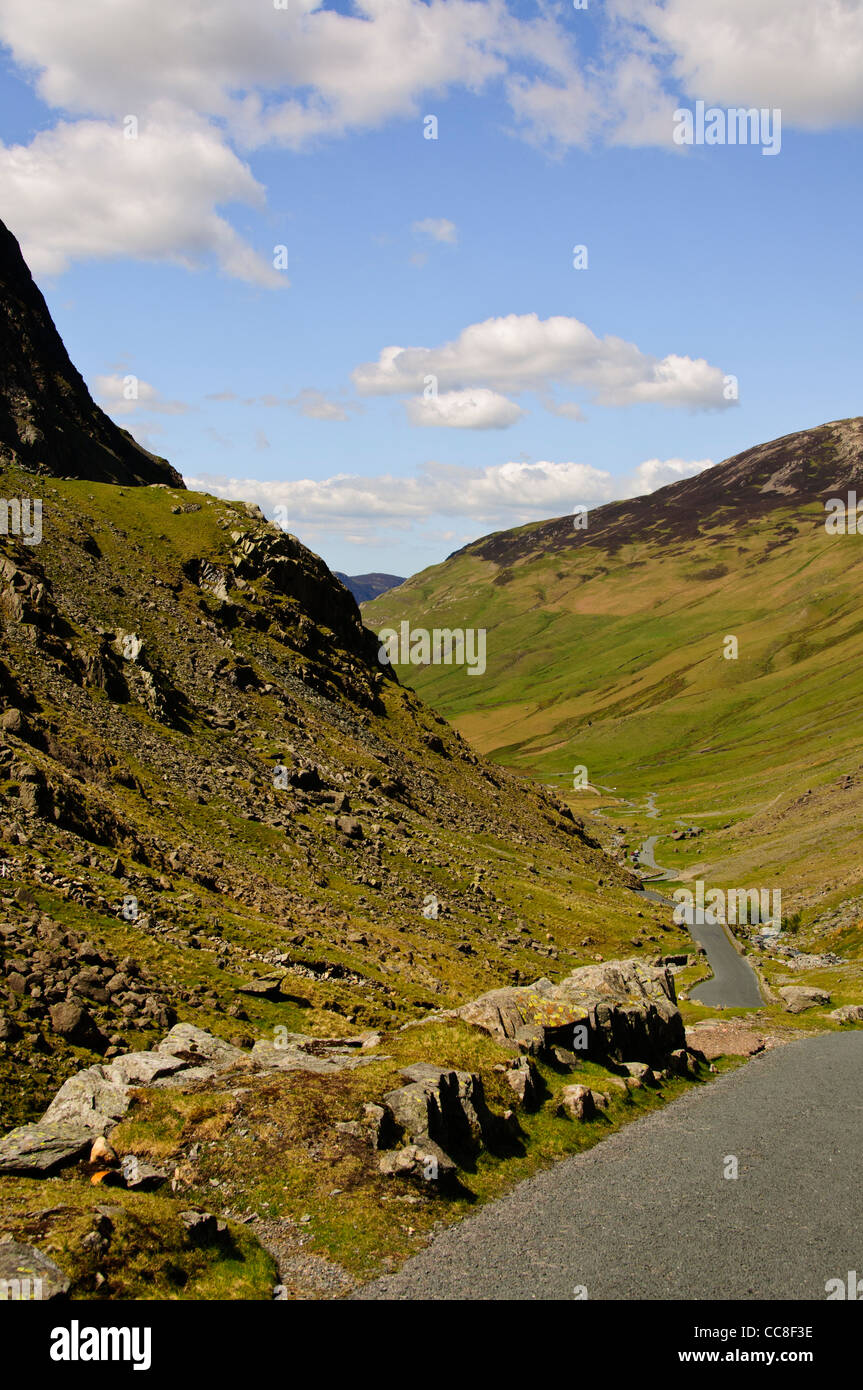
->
(0, 1121), (93, 1174)
(155, 1023), (248, 1071)
(669, 1048), (701, 1077)
(180, 1211), (226, 1247)
(623, 1061), (656, 1085)
(0, 1240), (70, 1299)
(42, 1065), (129, 1134)
(120, 1155), (168, 1191)
(778, 985), (830, 1014)
(558, 1084), (596, 1121)
(828, 1004), (863, 1024)
(504, 1056), (540, 1109)
(251, 1038), (375, 1075)
(48, 1002), (108, 1052)
(378, 1140), (456, 1183)
(385, 1063), (497, 1158)
(107, 1051), (189, 1087)
(236, 975), (286, 1000)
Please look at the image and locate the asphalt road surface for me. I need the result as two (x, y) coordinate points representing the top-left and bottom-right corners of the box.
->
(357, 1032), (862, 1301)
(685, 912), (764, 1008)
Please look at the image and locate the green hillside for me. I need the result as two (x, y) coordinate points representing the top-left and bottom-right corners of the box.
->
(365, 418), (863, 912)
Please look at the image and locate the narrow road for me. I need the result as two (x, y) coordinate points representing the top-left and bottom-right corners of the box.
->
(356, 1032), (862, 1301)
(627, 796), (763, 1008)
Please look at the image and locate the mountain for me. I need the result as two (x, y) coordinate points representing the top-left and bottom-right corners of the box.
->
(0, 226), (668, 1134)
(334, 571), (406, 603)
(365, 418), (863, 910)
(0, 218), (183, 487)
(0, 229), (709, 1297)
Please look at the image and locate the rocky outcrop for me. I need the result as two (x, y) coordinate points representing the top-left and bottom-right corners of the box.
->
(449, 958), (686, 1066)
(0, 1024), (387, 1171)
(0, 217), (183, 486)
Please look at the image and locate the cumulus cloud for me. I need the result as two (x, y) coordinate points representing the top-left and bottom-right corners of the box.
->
(615, 0), (863, 130)
(186, 454), (715, 544)
(627, 456), (714, 494)
(406, 388), (524, 429)
(412, 217), (458, 244)
(1, 0), (862, 286)
(0, 111), (282, 285)
(353, 313), (732, 411)
(92, 372), (189, 416)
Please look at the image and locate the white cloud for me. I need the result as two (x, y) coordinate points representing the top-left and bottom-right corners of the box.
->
(406, 388), (524, 429)
(615, 0), (863, 130)
(0, 111), (282, 286)
(0, 0), (528, 145)
(92, 372), (189, 416)
(627, 456), (714, 494)
(186, 455), (715, 544)
(1, 0), (861, 289)
(412, 217), (458, 244)
(2, 0), (860, 294)
(353, 313), (732, 411)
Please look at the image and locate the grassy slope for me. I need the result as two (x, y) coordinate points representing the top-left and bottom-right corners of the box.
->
(365, 499), (863, 914)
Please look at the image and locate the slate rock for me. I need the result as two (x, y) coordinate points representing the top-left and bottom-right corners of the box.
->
(42, 1065), (130, 1134)
(155, 1024), (248, 1071)
(0, 1121), (93, 1174)
(0, 1240), (70, 1299)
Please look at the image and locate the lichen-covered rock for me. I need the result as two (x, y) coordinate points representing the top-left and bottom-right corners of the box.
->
(41, 1065), (129, 1134)
(450, 958), (685, 1066)
(0, 1240), (70, 1299)
(0, 1121), (92, 1173)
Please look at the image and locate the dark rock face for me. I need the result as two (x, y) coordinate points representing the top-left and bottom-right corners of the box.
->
(0, 218), (183, 487)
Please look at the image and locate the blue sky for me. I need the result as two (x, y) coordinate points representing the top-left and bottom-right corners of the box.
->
(2, 0), (862, 576)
